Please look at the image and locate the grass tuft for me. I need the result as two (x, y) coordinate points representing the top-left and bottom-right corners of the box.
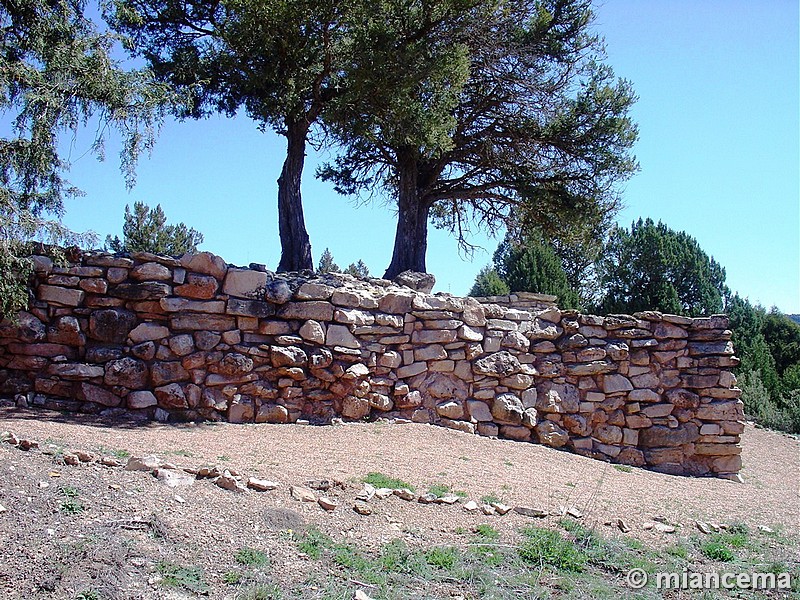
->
(362, 471), (414, 491)
(519, 526), (587, 572)
(157, 561), (209, 594)
(235, 547), (269, 567)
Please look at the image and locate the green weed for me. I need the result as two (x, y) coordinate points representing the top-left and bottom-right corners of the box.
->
(237, 583), (283, 599)
(296, 527), (334, 560)
(157, 561), (209, 594)
(518, 526), (587, 572)
(475, 524), (500, 540)
(700, 540), (735, 562)
(59, 486), (84, 514)
(424, 546), (459, 570)
(235, 547), (269, 567)
(362, 472), (414, 491)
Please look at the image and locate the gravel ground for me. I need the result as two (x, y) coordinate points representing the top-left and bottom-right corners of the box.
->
(0, 408), (798, 598)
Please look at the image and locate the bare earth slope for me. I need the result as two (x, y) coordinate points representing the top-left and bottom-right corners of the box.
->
(0, 409), (798, 598)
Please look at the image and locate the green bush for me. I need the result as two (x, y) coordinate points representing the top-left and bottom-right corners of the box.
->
(740, 371), (800, 433)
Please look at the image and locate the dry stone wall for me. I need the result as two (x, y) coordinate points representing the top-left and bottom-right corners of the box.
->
(0, 251), (744, 479)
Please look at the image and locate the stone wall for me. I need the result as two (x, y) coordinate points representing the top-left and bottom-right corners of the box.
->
(0, 251), (745, 479)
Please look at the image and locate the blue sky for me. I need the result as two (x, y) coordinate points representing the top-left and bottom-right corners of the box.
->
(58, 0), (799, 312)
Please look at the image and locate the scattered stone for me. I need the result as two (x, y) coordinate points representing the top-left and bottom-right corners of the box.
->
(62, 453), (80, 466)
(305, 479), (334, 491)
(125, 455), (164, 472)
(289, 485), (317, 502)
(695, 521), (712, 534)
(215, 473), (248, 493)
(463, 500), (479, 512)
(155, 468), (196, 488)
(354, 589), (375, 600)
(654, 523), (676, 534)
(353, 501), (372, 515)
(514, 506), (548, 518)
(652, 515), (669, 524)
(617, 519), (631, 533)
(73, 450), (96, 463)
(491, 502), (512, 515)
(374, 488), (394, 500)
(356, 483), (376, 502)
(18, 439), (39, 451)
(758, 525), (774, 534)
(0, 504), (5, 514)
(418, 493), (439, 504)
(566, 507), (584, 519)
(247, 477), (279, 492)
(481, 504), (497, 516)
(393, 488), (415, 501)
(436, 495), (461, 505)
(101, 456), (123, 467)
(318, 497), (338, 511)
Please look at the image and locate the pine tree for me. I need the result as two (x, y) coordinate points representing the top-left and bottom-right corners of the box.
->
(344, 260), (370, 278)
(469, 266), (509, 297)
(317, 248), (340, 274)
(105, 202), (203, 255)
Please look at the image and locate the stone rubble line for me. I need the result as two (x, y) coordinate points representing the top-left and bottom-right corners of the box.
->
(2, 430), (748, 537)
(0, 250), (744, 478)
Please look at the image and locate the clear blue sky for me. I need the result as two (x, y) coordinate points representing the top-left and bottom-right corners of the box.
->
(58, 0), (799, 312)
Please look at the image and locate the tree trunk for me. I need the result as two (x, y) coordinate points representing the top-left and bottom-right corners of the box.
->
(384, 149), (430, 279)
(276, 119), (313, 272)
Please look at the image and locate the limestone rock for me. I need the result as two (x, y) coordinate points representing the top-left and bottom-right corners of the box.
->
(154, 383), (188, 409)
(492, 393), (524, 425)
(514, 506), (548, 518)
(222, 268), (269, 299)
(536, 421), (569, 447)
(247, 477), (279, 491)
(299, 320), (326, 344)
(155, 468), (196, 488)
(353, 501), (372, 515)
(39, 285), (85, 307)
(131, 262), (172, 281)
(393, 271), (435, 293)
(105, 357), (149, 389)
(175, 273), (219, 299)
(215, 473), (248, 493)
(180, 252), (228, 280)
(535, 382), (579, 413)
(89, 309), (137, 343)
(129, 322), (169, 343)
(127, 390), (157, 409)
(473, 351), (521, 377)
(342, 396), (370, 419)
(486, 502), (509, 515)
(603, 374), (633, 394)
(318, 497), (338, 511)
(126, 455), (163, 472)
(326, 324), (360, 349)
(77, 383), (122, 407)
(393, 488), (415, 501)
(271, 346), (307, 368)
